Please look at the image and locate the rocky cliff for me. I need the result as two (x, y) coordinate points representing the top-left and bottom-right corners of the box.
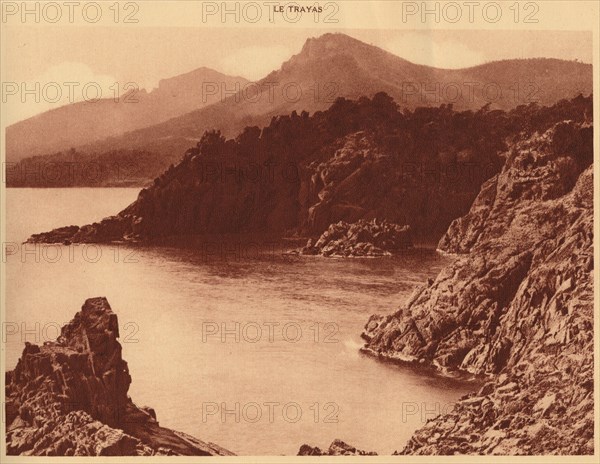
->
(362, 120), (594, 454)
(5, 297), (233, 456)
(26, 94), (592, 245)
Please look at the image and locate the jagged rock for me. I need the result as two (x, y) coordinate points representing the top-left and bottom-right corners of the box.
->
(297, 444), (324, 456)
(364, 121), (593, 454)
(5, 298), (234, 456)
(298, 439), (377, 456)
(301, 219), (411, 257)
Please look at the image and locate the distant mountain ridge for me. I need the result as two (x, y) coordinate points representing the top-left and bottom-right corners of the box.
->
(6, 33), (593, 187)
(6, 67), (248, 162)
(82, 34), (592, 154)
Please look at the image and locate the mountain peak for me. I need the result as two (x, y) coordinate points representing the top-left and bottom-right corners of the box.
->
(305, 32), (365, 47)
(299, 33), (377, 58)
(156, 67), (248, 92)
(279, 32), (410, 73)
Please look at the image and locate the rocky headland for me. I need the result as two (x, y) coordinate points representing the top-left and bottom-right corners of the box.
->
(300, 219), (411, 257)
(362, 120), (594, 454)
(5, 297), (233, 456)
(25, 94), (593, 246)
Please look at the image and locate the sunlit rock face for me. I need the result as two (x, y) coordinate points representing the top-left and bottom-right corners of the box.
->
(5, 297), (233, 456)
(363, 121), (594, 454)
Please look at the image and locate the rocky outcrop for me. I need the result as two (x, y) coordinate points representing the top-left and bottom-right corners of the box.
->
(362, 120), (594, 454)
(27, 215), (130, 245)
(301, 219), (411, 257)
(27, 218), (127, 245)
(298, 439), (377, 456)
(5, 297), (233, 456)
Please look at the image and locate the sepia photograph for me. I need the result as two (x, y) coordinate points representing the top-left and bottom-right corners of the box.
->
(1, 1), (598, 461)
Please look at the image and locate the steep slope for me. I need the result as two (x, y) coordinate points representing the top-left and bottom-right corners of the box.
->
(77, 33), (594, 157)
(5, 297), (233, 456)
(6, 68), (248, 162)
(8, 33), (592, 187)
(25, 94), (593, 243)
(362, 120), (593, 454)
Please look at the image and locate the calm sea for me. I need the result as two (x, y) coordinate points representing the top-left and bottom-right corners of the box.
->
(4, 188), (472, 455)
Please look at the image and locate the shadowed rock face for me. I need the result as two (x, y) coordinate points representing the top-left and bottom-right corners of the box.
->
(25, 94), (593, 246)
(5, 298), (233, 457)
(362, 121), (594, 454)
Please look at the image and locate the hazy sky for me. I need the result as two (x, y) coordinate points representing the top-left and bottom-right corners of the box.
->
(1, 27), (592, 124)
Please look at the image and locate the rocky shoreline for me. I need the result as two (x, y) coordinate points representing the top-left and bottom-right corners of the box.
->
(361, 121), (594, 454)
(5, 298), (233, 456)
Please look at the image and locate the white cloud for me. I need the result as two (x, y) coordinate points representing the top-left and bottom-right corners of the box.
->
(4, 62), (118, 125)
(217, 45), (292, 81)
(385, 33), (487, 69)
